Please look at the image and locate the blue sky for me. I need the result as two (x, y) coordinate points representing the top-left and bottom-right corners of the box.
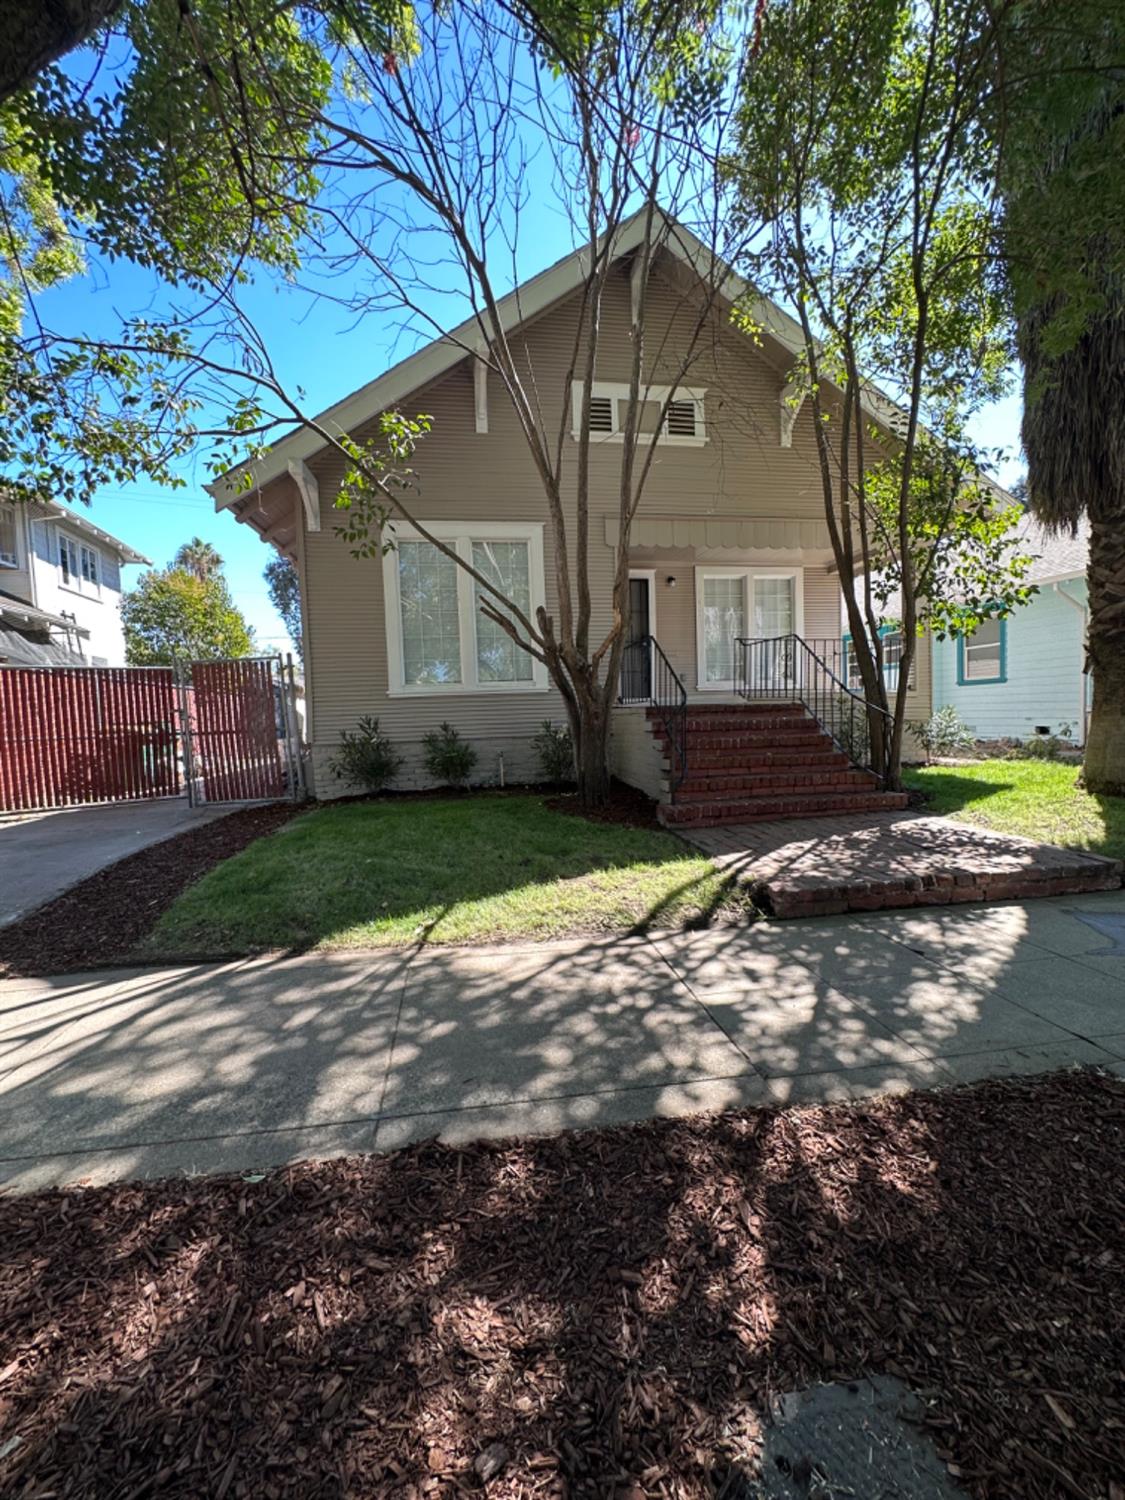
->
(36, 206), (1027, 657)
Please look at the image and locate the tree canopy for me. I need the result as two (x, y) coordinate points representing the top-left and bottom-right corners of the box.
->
(122, 562), (255, 665)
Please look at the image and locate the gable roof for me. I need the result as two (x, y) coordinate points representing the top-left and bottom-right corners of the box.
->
(208, 207), (840, 508)
(1015, 512), (1088, 584)
(208, 205), (1009, 515)
(41, 501), (151, 566)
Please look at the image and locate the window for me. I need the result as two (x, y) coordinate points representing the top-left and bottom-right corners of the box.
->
(59, 534), (101, 596)
(80, 544), (100, 591)
(696, 568), (802, 690)
(0, 507), (17, 568)
(59, 534), (79, 588)
(383, 522), (548, 694)
(843, 629), (916, 692)
(959, 618), (1006, 684)
(571, 381), (706, 446)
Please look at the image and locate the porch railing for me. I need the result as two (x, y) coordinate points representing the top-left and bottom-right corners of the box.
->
(735, 633), (892, 780)
(620, 634), (688, 797)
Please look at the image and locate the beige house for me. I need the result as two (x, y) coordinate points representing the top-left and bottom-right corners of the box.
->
(212, 213), (927, 824)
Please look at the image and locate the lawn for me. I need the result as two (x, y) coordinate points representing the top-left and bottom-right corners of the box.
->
(143, 793), (748, 955)
(904, 758), (1125, 860)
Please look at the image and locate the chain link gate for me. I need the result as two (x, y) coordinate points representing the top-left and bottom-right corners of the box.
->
(179, 654), (302, 806)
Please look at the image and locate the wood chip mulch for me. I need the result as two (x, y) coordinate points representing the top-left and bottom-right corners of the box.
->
(1, 1069), (1122, 1499)
(0, 803), (300, 978)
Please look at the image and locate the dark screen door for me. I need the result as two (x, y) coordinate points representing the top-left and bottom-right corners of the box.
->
(621, 576), (652, 699)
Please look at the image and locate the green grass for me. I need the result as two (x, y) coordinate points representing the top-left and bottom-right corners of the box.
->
(144, 794), (750, 956)
(904, 759), (1125, 861)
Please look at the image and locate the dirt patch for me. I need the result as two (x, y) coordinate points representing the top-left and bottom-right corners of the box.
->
(0, 802), (300, 978)
(0, 1069), (1120, 1499)
(545, 777), (663, 829)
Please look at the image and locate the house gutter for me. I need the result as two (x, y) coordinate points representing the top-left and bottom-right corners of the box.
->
(1054, 581), (1089, 745)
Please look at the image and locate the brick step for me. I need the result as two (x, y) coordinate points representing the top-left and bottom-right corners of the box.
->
(682, 748), (851, 772)
(658, 790), (910, 828)
(675, 712), (814, 733)
(674, 768), (879, 799)
(647, 702), (804, 718)
(651, 727), (831, 752)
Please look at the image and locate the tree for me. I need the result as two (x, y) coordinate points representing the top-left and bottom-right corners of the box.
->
(731, 0), (1034, 786)
(264, 554), (303, 663)
(173, 537), (223, 581)
(997, 1), (1125, 792)
(4, 0), (751, 805)
(122, 566), (255, 664)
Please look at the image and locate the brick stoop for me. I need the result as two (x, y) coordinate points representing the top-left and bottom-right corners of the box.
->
(685, 812), (1125, 919)
(649, 703), (908, 828)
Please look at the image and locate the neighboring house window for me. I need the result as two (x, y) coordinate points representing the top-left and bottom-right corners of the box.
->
(958, 618), (1006, 684)
(383, 522), (548, 693)
(571, 381), (707, 446)
(843, 629), (916, 692)
(59, 534), (79, 588)
(0, 506), (17, 568)
(80, 544), (100, 591)
(59, 533), (102, 597)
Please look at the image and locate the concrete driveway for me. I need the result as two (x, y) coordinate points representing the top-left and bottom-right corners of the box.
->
(2, 889), (1123, 1191)
(0, 799), (235, 926)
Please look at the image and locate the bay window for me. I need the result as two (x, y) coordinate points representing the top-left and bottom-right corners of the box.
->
(383, 522), (547, 693)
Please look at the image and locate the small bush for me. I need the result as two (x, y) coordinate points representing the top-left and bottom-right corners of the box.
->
(423, 721), (478, 787)
(912, 705), (975, 762)
(531, 719), (575, 783)
(1021, 722), (1076, 761)
(328, 716), (403, 791)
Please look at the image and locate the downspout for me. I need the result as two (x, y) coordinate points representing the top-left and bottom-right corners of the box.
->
(1054, 581), (1089, 746)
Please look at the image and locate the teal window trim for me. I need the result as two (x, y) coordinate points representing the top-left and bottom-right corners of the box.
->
(957, 617), (1007, 686)
(842, 625), (913, 690)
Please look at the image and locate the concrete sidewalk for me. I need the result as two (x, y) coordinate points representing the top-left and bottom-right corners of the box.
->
(2, 891), (1123, 1191)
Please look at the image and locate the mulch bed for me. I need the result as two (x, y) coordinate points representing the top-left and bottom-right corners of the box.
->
(1, 1069), (1121, 1499)
(545, 778), (663, 829)
(0, 803), (300, 978)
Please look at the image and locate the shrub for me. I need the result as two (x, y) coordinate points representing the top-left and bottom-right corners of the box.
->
(1022, 722), (1076, 761)
(328, 716), (403, 791)
(531, 719), (575, 783)
(423, 721), (478, 787)
(911, 705), (974, 762)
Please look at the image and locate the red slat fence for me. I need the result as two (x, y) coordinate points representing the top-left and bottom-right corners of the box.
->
(186, 657), (288, 804)
(0, 666), (179, 812)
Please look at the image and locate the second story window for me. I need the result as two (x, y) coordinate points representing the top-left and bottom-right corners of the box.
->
(571, 381), (707, 446)
(0, 506), (17, 568)
(59, 534), (102, 596)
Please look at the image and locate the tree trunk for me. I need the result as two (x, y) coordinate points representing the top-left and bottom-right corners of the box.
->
(0, 0), (122, 103)
(571, 691), (612, 807)
(1083, 509), (1125, 794)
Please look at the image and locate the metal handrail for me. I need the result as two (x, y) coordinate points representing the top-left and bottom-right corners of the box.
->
(735, 633), (893, 780)
(620, 633), (688, 797)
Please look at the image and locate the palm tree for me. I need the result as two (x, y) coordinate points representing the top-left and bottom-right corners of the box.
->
(173, 537), (223, 582)
(1015, 81), (1125, 795)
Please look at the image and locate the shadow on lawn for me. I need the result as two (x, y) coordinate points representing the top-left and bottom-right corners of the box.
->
(0, 1068), (1120, 1498)
(142, 795), (753, 959)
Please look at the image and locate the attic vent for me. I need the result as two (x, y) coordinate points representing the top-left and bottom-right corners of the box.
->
(588, 395), (615, 433)
(665, 399), (697, 438)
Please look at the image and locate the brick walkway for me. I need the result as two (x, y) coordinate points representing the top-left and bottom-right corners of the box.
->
(683, 811), (1123, 918)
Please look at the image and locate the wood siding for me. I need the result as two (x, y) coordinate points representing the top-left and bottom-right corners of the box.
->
(281, 265), (849, 795)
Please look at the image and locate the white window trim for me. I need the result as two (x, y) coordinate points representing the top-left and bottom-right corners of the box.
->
(694, 566), (805, 692)
(570, 381), (707, 447)
(58, 532), (102, 598)
(382, 520), (549, 696)
(0, 505), (19, 569)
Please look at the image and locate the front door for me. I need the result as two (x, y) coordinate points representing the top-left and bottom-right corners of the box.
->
(621, 574), (652, 700)
(698, 569), (800, 691)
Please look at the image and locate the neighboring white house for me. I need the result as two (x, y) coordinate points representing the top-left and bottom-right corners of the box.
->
(0, 498), (150, 667)
(931, 515), (1090, 745)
